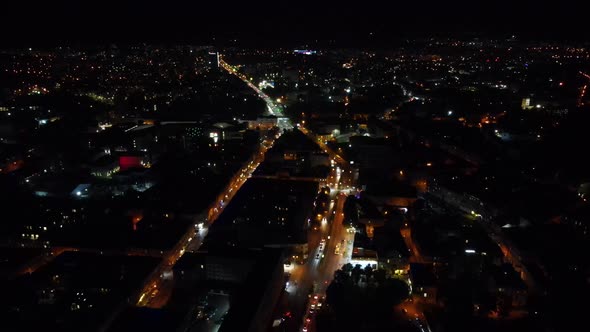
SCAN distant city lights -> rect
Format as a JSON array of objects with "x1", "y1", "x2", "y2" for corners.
[{"x1": 294, "y1": 49, "x2": 317, "y2": 55}]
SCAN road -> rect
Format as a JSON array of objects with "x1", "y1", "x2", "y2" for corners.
[
  {"x1": 299, "y1": 126, "x2": 355, "y2": 191},
  {"x1": 292, "y1": 160, "x2": 356, "y2": 332},
  {"x1": 135, "y1": 132, "x2": 282, "y2": 308},
  {"x1": 220, "y1": 57, "x2": 360, "y2": 332},
  {"x1": 284, "y1": 190, "x2": 354, "y2": 332},
  {"x1": 398, "y1": 225, "x2": 432, "y2": 332},
  {"x1": 400, "y1": 226, "x2": 427, "y2": 264},
  {"x1": 135, "y1": 58, "x2": 297, "y2": 309},
  {"x1": 220, "y1": 58, "x2": 293, "y2": 130}
]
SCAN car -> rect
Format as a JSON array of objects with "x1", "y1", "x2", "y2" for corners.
[
  {"x1": 214, "y1": 313, "x2": 227, "y2": 324},
  {"x1": 204, "y1": 305, "x2": 216, "y2": 320}
]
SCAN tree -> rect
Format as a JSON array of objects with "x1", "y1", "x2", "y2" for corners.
[
  {"x1": 363, "y1": 265, "x2": 374, "y2": 279},
  {"x1": 323, "y1": 266, "x2": 410, "y2": 331},
  {"x1": 342, "y1": 263, "x2": 353, "y2": 274},
  {"x1": 497, "y1": 295, "x2": 513, "y2": 318},
  {"x1": 352, "y1": 264, "x2": 362, "y2": 285},
  {"x1": 373, "y1": 268, "x2": 387, "y2": 284},
  {"x1": 375, "y1": 278, "x2": 409, "y2": 312},
  {"x1": 333, "y1": 269, "x2": 348, "y2": 283}
]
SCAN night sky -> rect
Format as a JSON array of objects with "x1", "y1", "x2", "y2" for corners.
[{"x1": 1, "y1": 0, "x2": 587, "y2": 46}]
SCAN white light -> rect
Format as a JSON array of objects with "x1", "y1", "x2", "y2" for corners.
[
  {"x1": 465, "y1": 249, "x2": 476, "y2": 254},
  {"x1": 447, "y1": 110, "x2": 453, "y2": 116},
  {"x1": 76, "y1": 191, "x2": 82, "y2": 196}
]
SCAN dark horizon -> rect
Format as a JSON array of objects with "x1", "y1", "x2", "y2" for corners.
[{"x1": 2, "y1": 0, "x2": 589, "y2": 47}]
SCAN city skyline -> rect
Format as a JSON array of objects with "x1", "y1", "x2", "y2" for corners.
[{"x1": 0, "y1": 4, "x2": 588, "y2": 332}]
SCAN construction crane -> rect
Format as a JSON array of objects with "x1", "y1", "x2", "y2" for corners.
[{"x1": 578, "y1": 71, "x2": 590, "y2": 107}]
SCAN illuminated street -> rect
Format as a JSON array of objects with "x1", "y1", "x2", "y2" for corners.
[
  {"x1": 3, "y1": 17, "x2": 588, "y2": 332},
  {"x1": 136, "y1": 131, "x2": 282, "y2": 308},
  {"x1": 220, "y1": 57, "x2": 362, "y2": 331}
]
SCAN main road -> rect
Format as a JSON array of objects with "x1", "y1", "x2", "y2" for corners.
[
  {"x1": 220, "y1": 56, "x2": 359, "y2": 332},
  {"x1": 220, "y1": 59, "x2": 293, "y2": 130},
  {"x1": 136, "y1": 58, "x2": 297, "y2": 309},
  {"x1": 135, "y1": 121, "x2": 281, "y2": 308},
  {"x1": 221, "y1": 58, "x2": 435, "y2": 332}
]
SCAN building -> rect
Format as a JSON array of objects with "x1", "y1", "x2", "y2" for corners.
[
  {"x1": 350, "y1": 247, "x2": 378, "y2": 269},
  {"x1": 203, "y1": 178, "x2": 317, "y2": 249},
  {"x1": 4, "y1": 251, "x2": 159, "y2": 332},
  {"x1": 363, "y1": 178, "x2": 418, "y2": 208},
  {"x1": 90, "y1": 156, "x2": 120, "y2": 178},
  {"x1": 240, "y1": 115, "x2": 278, "y2": 130},
  {"x1": 521, "y1": 97, "x2": 534, "y2": 110},
  {"x1": 409, "y1": 263, "x2": 438, "y2": 304},
  {"x1": 488, "y1": 264, "x2": 528, "y2": 307},
  {"x1": 172, "y1": 247, "x2": 284, "y2": 332},
  {"x1": 119, "y1": 154, "x2": 150, "y2": 171},
  {"x1": 209, "y1": 122, "x2": 248, "y2": 141},
  {"x1": 208, "y1": 51, "x2": 220, "y2": 70},
  {"x1": 255, "y1": 129, "x2": 330, "y2": 181}
]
